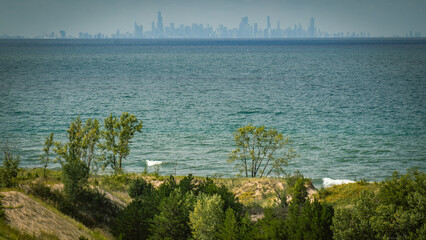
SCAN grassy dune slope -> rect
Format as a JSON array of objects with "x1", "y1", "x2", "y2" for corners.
[{"x1": 1, "y1": 190, "x2": 108, "y2": 240}]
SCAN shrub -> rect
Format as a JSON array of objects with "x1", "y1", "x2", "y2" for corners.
[
  {"x1": 128, "y1": 178, "x2": 154, "y2": 199},
  {"x1": 331, "y1": 169, "x2": 426, "y2": 240},
  {"x1": 0, "y1": 148, "x2": 20, "y2": 188}
]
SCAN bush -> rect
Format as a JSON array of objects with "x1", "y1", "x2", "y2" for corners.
[
  {"x1": 0, "y1": 195, "x2": 4, "y2": 220},
  {"x1": 0, "y1": 148, "x2": 20, "y2": 188},
  {"x1": 128, "y1": 178, "x2": 154, "y2": 199},
  {"x1": 62, "y1": 160, "x2": 89, "y2": 201}
]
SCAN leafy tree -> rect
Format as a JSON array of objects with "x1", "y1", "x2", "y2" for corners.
[
  {"x1": 179, "y1": 174, "x2": 197, "y2": 195},
  {"x1": 99, "y1": 112, "x2": 143, "y2": 173},
  {"x1": 54, "y1": 116, "x2": 85, "y2": 164},
  {"x1": 218, "y1": 208, "x2": 239, "y2": 240},
  {"x1": 54, "y1": 117, "x2": 90, "y2": 200},
  {"x1": 291, "y1": 177, "x2": 308, "y2": 206},
  {"x1": 190, "y1": 194, "x2": 225, "y2": 240},
  {"x1": 0, "y1": 146, "x2": 20, "y2": 188},
  {"x1": 239, "y1": 212, "x2": 255, "y2": 240},
  {"x1": 228, "y1": 124, "x2": 296, "y2": 177},
  {"x1": 62, "y1": 159, "x2": 89, "y2": 202},
  {"x1": 39, "y1": 133, "x2": 54, "y2": 177},
  {"x1": 54, "y1": 117, "x2": 100, "y2": 171},
  {"x1": 254, "y1": 208, "x2": 286, "y2": 240},
  {"x1": 150, "y1": 189, "x2": 195, "y2": 240},
  {"x1": 197, "y1": 177, "x2": 243, "y2": 215},
  {"x1": 81, "y1": 118, "x2": 100, "y2": 170},
  {"x1": 113, "y1": 197, "x2": 157, "y2": 240}
]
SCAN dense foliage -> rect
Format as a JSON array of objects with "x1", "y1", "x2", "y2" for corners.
[
  {"x1": 1, "y1": 116, "x2": 424, "y2": 240},
  {"x1": 112, "y1": 175, "x2": 243, "y2": 240},
  {"x1": 0, "y1": 147, "x2": 20, "y2": 188},
  {"x1": 332, "y1": 169, "x2": 426, "y2": 240}
]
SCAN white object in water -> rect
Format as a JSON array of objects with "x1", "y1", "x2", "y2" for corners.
[
  {"x1": 146, "y1": 160, "x2": 162, "y2": 166},
  {"x1": 322, "y1": 178, "x2": 355, "y2": 188}
]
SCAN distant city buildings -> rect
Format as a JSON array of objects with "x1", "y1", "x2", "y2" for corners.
[{"x1": 0, "y1": 11, "x2": 423, "y2": 39}]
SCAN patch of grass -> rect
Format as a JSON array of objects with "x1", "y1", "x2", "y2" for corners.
[
  {"x1": 0, "y1": 220, "x2": 60, "y2": 240},
  {"x1": 17, "y1": 168, "x2": 62, "y2": 184},
  {"x1": 316, "y1": 182, "x2": 380, "y2": 207}
]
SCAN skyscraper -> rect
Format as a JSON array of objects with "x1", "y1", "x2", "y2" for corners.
[
  {"x1": 59, "y1": 30, "x2": 66, "y2": 38},
  {"x1": 308, "y1": 17, "x2": 316, "y2": 38},
  {"x1": 157, "y1": 11, "x2": 164, "y2": 34},
  {"x1": 267, "y1": 16, "x2": 271, "y2": 29},
  {"x1": 134, "y1": 22, "x2": 143, "y2": 38},
  {"x1": 238, "y1": 17, "x2": 250, "y2": 38}
]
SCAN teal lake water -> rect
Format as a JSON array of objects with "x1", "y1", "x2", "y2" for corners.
[{"x1": 1, "y1": 39, "x2": 425, "y2": 186}]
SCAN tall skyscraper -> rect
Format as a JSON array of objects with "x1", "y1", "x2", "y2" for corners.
[
  {"x1": 157, "y1": 11, "x2": 164, "y2": 34},
  {"x1": 134, "y1": 22, "x2": 143, "y2": 38},
  {"x1": 267, "y1": 16, "x2": 271, "y2": 29},
  {"x1": 308, "y1": 17, "x2": 316, "y2": 38},
  {"x1": 238, "y1": 17, "x2": 250, "y2": 38},
  {"x1": 59, "y1": 30, "x2": 66, "y2": 38}
]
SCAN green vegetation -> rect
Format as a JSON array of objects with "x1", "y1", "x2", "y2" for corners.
[
  {"x1": 39, "y1": 133, "x2": 54, "y2": 178},
  {"x1": 0, "y1": 221, "x2": 60, "y2": 240},
  {"x1": 228, "y1": 124, "x2": 296, "y2": 177},
  {"x1": 190, "y1": 194, "x2": 224, "y2": 240},
  {"x1": 0, "y1": 146, "x2": 20, "y2": 188},
  {"x1": 1, "y1": 117, "x2": 425, "y2": 239},
  {"x1": 332, "y1": 169, "x2": 425, "y2": 240},
  {"x1": 99, "y1": 112, "x2": 143, "y2": 173}
]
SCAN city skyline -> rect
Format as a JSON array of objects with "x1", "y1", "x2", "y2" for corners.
[
  {"x1": 1, "y1": 11, "x2": 423, "y2": 39},
  {"x1": 0, "y1": 0, "x2": 425, "y2": 38}
]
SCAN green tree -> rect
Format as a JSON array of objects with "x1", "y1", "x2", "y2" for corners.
[
  {"x1": 197, "y1": 177, "x2": 243, "y2": 215},
  {"x1": 254, "y1": 208, "x2": 286, "y2": 240},
  {"x1": 113, "y1": 196, "x2": 158, "y2": 240},
  {"x1": 228, "y1": 124, "x2": 296, "y2": 177},
  {"x1": 99, "y1": 112, "x2": 143, "y2": 173},
  {"x1": 239, "y1": 212, "x2": 255, "y2": 239},
  {"x1": 150, "y1": 189, "x2": 195, "y2": 240},
  {"x1": 54, "y1": 116, "x2": 84, "y2": 164},
  {"x1": 128, "y1": 178, "x2": 155, "y2": 199},
  {"x1": 218, "y1": 208, "x2": 239, "y2": 240},
  {"x1": 291, "y1": 177, "x2": 308, "y2": 206},
  {"x1": 54, "y1": 117, "x2": 100, "y2": 171},
  {"x1": 54, "y1": 117, "x2": 90, "y2": 200},
  {"x1": 62, "y1": 160, "x2": 89, "y2": 201},
  {"x1": 0, "y1": 147, "x2": 20, "y2": 188},
  {"x1": 81, "y1": 118, "x2": 100, "y2": 170},
  {"x1": 189, "y1": 194, "x2": 225, "y2": 240},
  {"x1": 39, "y1": 133, "x2": 54, "y2": 177}
]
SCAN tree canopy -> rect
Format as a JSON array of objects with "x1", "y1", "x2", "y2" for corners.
[{"x1": 228, "y1": 124, "x2": 296, "y2": 177}]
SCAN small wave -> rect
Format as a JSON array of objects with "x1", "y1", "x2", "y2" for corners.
[
  {"x1": 146, "y1": 160, "x2": 163, "y2": 166},
  {"x1": 322, "y1": 178, "x2": 355, "y2": 188}
]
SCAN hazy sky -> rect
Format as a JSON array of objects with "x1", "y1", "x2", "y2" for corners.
[{"x1": 1, "y1": 0, "x2": 425, "y2": 37}]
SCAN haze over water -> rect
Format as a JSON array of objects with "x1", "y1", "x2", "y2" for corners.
[{"x1": 1, "y1": 39, "x2": 425, "y2": 186}]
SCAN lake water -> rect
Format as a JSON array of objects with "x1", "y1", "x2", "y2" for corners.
[{"x1": 1, "y1": 39, "x2": 425, "y2": 186}]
